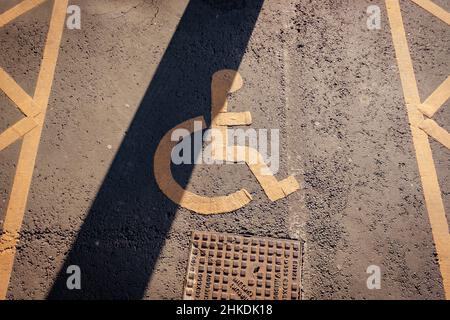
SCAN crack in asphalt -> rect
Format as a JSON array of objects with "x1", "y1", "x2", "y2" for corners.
[{"x1": 111, "y1": 0, "x2": 146, "y2": 20}]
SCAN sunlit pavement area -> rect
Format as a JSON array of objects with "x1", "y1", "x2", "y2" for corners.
[{"x1": 0, "y1": 0, "x2": 449, "y2": 299}]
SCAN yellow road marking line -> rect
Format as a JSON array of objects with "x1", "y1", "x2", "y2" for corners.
[
  {"x1": 0, "y1": 232, "x2": 18, "y2": 253},
  {"x1": 410, "y1": 0, "x2": 450, "y2": 25},
  {"x1": 0, "y1": 0, "x2": 68, "y2": 300},
  {"x1": 0, "y1": 67, "x2": 40, "y2": 117},
  {"x1": 419, "y1": 119, "x2": 450, "y2": 150},
  {"x1": 213, "y1": 112, "x2": 252, "y2": 126},
  {"x1": 0, "y1": 0, "x2": 48, "y2": 28},
  {"x1": 386, "y1": 0, "x2": 450, "y2": 299},
  {"x1": 0, "y1": 117, "x2": 38, "y2": 152},
  {"x1": 418, "y1": 76, "x2": 450, "y2": 117}
]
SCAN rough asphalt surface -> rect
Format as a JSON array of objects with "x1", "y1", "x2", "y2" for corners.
[{"x1": 0, "y1": 0, "x2": 448, "y2": 299}]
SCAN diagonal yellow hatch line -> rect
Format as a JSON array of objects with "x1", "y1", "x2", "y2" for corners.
[
  {"x1": 418, "y1": 75, "x2": 450, "y2": 117},
  {"x1": 410, "y1": 0, "x2": 450, "y2": 25},
  {"x1": 386, "y1": 0, "x2": 450, "y2": 299},
  {"x1": 0, "y1": 0, "x2": 68, "y2": 299},
  {"x1": 419, "y1": 119, "x2": 450, "y2": 150},
  {"x1": 0, "y1": 67, "x2": 41, "y2": 117},
  {"x1": 0, "y1": 117, "x2": 38, "y2": 152},
  {"x1": 0, "y1": 0, "x2": 48, "y2": 28}
]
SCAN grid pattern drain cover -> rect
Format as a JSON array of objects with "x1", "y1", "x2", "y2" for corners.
[{"x1": 183, "y1": 231, "x2": 302, "y2": 300}]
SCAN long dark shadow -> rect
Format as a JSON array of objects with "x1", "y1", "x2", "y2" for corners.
[{"x1": 48, "y1": 0, "x2": 264, "y2": 299}]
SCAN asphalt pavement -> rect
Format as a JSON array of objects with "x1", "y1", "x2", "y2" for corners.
[{"x1": 0, "y1": 0, "x2": 449, "y2": 299}]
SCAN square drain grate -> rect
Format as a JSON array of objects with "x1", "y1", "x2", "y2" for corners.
[{"x1": 183, "y1": 231, "x2": 303, "y2": 300}]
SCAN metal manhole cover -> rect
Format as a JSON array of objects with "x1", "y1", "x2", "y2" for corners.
[{"x1": 183, "y1": 231, "x2": 303, "y2": 300}]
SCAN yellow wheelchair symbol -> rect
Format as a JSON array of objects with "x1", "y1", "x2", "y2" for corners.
[{"x1": 154, "y1": 70, "x2": 299, "y2": 214}]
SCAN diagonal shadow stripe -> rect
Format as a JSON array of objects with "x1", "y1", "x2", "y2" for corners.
[{"x1": 48, "y1": 0, "x2": 265, "y2": 299}]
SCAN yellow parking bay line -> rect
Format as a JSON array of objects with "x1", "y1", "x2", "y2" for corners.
[
  {"x1": 0, "y1": 0, "x2": 47, "y2": 28},
  {"x1": 0, "y1": 0, "x2": 68, "y2": 299},
  {"x1": 419, "y1": 119, "x2": 450, "y2": 150},
  {"x1": 0, "y1": 67, "x2": 41, "y2": 117},
  {"x1": 0, "y1": 117, "x2": 38, "y2": 152},
  {"x1": 417, "y1": 76, "x2": 450, "y2": 117},
  {"x1": 386, "y1": 0, "x2": 450, "y2": 299},
  {"x1": 410, "y1": 0, "x2": 450, "y2": 25}
]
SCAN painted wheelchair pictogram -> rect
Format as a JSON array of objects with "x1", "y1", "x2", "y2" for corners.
[{"x1": 154, "y1": 70, "x2": 299, "y2": 214}]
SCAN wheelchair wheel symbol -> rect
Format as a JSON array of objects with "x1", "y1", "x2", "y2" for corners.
[{"x1": 154, "y1": 70, "x2": 299, "y2": 214}]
